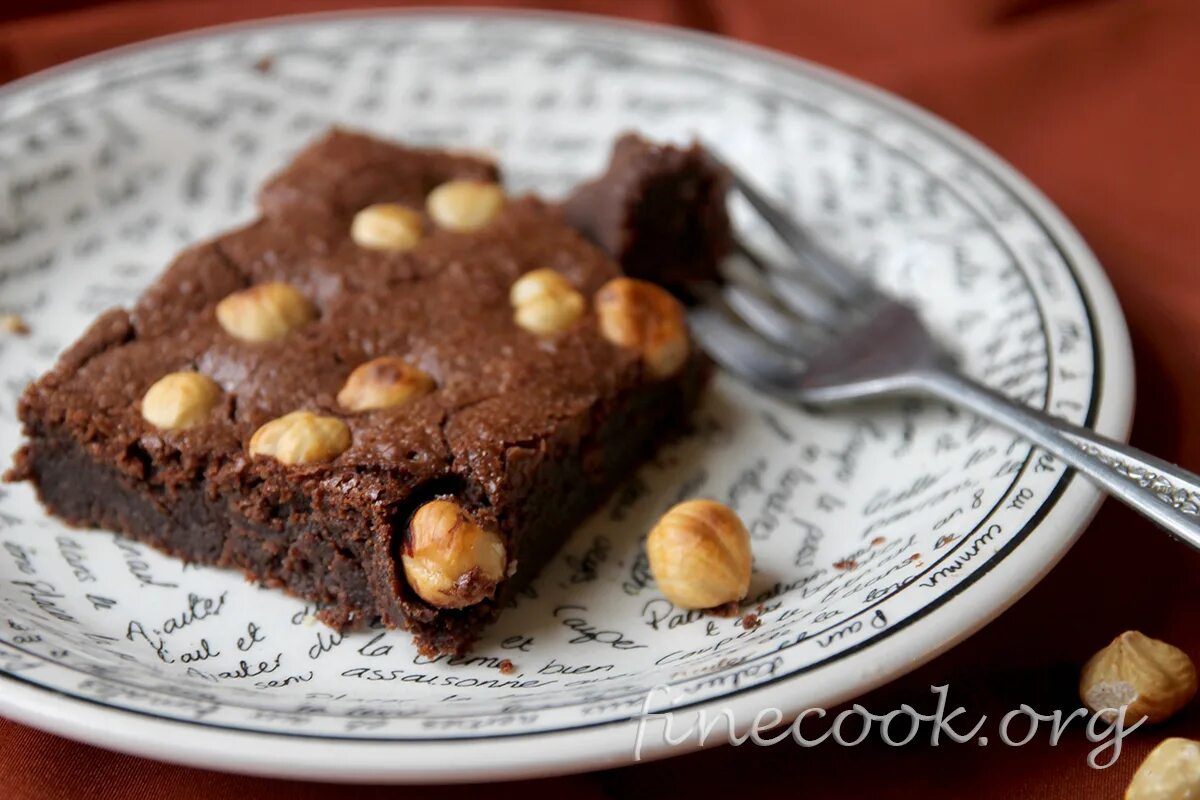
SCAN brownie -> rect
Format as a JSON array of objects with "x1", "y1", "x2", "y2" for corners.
[
  {"x1": 6, "y1": 129, "x2": 724, "y2": 655},
  {"x1": 561, "y1": 133, "x2": 731, "y2": 289}
]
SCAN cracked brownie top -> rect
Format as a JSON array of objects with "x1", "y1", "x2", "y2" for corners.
[{"x1": 14, "y1": 129, "x2": 688, "y2": 536}]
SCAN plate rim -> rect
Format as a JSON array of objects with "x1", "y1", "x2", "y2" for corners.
[{"x1": 0, "y1": 6, "x2": 1135, "y2": 783}]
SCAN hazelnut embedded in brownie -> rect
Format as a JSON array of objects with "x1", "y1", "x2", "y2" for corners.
[{"x1": 6, "y1": 128, "x2": 725, "y2": 655}]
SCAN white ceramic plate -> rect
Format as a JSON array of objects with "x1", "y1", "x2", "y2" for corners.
[{"x1": 0, "y1": 9, "x2": 1132, "y2": 783}]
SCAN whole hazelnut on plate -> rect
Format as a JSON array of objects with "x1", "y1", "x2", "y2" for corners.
[
  {"x1": 337, "y1": 357, "x2": 435, "y2": 412},
  {"x1": 351, "y1": 203, "x2": 423, "y2": 251},
  {"x1": 141, "y1": 371, "x2": 221, "y2": 431},
  {"x1": 1080, "y1": 631, "x2": 1198, "y2": 725},
  {"x1": 509, "y1": 268, "x2": 585, "y2": 336},
  {"x1": 426, "y1": 180, "x2": 505, "y2": 232},
  {"x1": 594, "y1": 277, "x2": 689, "y2": 378},
  {"x1": 249, "y1": 411, "x2": 351, "y2": 465},
  {"x1": 401, "y1": 499, "x2": 508, "y2": 608},
  {"x1": 646, "y1": 499, "x2": 752, "y2": 609},
  {"x1": 1125, "y1": 738, "x2": 1200, "y2": 800},
  {"x1": 215, "y1": 282, "x2": 316, "y2": 343}
]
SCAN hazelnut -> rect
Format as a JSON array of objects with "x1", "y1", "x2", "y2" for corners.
[
  {"x1": 141, "y1": 371, "x2": 221, "y2": 431},
  {"x1": 350, "y1": 203, "x2": 423, "y2": 251},
  {"x1": 646, "y1": 499, "x2": 752, "y2": 609},
  {"x1": 215, "y1": 282, "x2": 316, "y2": 343},
  {"x1": 248, "y1": 411, "x2": 350, "y2": 465},
  {"x1": 509, "y1": 268, "x2": 585, "y2": 336},
  {"x1": 401, "y1": 499, "x2": 507, "y2": 608},
  {"x1": 1080, "y1": 631, "x2": 1198, "y2": 725},
  {"x1": 337, "y1": 356, "x2": 435, "y2": 412},
  {"x1": 1125, "y1": 738, "x2": 1200, "y2": 800},
  {"x1": 426, "y1": 180, "x2": 505, "y2": 232},
  {"x1": 594, "y1": 277, "x2": 689, "y2": 378}
]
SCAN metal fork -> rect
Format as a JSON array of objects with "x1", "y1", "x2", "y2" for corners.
[{"x1": 690, "y1": 152, "x2": 1200, "y2": 553}]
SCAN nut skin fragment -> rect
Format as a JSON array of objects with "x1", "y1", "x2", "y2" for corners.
[
  {"x1": 0, "y1": 313, "x2": 30, "y2": 335},
  {"x1": 337, "y1": 357, "x2": 435, "y2": 412},
  {"x1": 401, "y1": 499, "x2": 507, "y2": 609},
  {"x1": 350, "y1": 203, "x2": 424, "y2": 251},
  {"x1": 509, "y1": 268, "x2": 585, "y2": 336},
  {"x1": 248, "y1": 411, "x2": 351, "y2": 465},
  {"x1": 1080, "y1": 631, "x2": 1198, "y2": 725},
  {"x1": 215, "y1": 282, "x2": 316, "y2": 343},
  {"x1": 646, "y1": 499, "x2": 752, "y2": 610},
  {"x1": 594, "y1": 277, "x2": 689, "y2": 378},
  {"x1": 1125, "y1": 738, "x2": 1200, "y2": 800},
  {"x1": 426, "y1": 180, "x2": 505, "y2": 232},
  {"x1": 141, "y1": 371, "x2": 221, "y2": 431}
]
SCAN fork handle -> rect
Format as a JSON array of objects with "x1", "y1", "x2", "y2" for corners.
[{"x1": 918, "y1": 369, "x2": 1200, "y2": 552}]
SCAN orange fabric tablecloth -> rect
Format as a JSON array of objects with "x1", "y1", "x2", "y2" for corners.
[{"x1": 3, "y1": 1, "x2": 1200, "y2": 798}]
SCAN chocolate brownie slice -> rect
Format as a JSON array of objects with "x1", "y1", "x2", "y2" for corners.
[
  {"x1": 6, "y1": 129, "x2": 723, "y2": 655},
  {"x1": 561, "y1": 133, "x2": 731, "y2": 289}
]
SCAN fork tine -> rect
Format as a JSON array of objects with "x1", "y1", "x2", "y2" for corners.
[
  {"x1": 722, "y1": 283, "x2": 823, "y2": 354},
  {"x1": 706, "y1": 147, "x2": 874, "y2": 301},
  {"x1": 688, "y1": 305, "x2": 806, "y2": 392},
  {"x1": 733, "y1": 238, "x2": 843, "y2": 325},
  {"x1": 717, "y1": 270, "x2": 827, "y2": 355}
]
